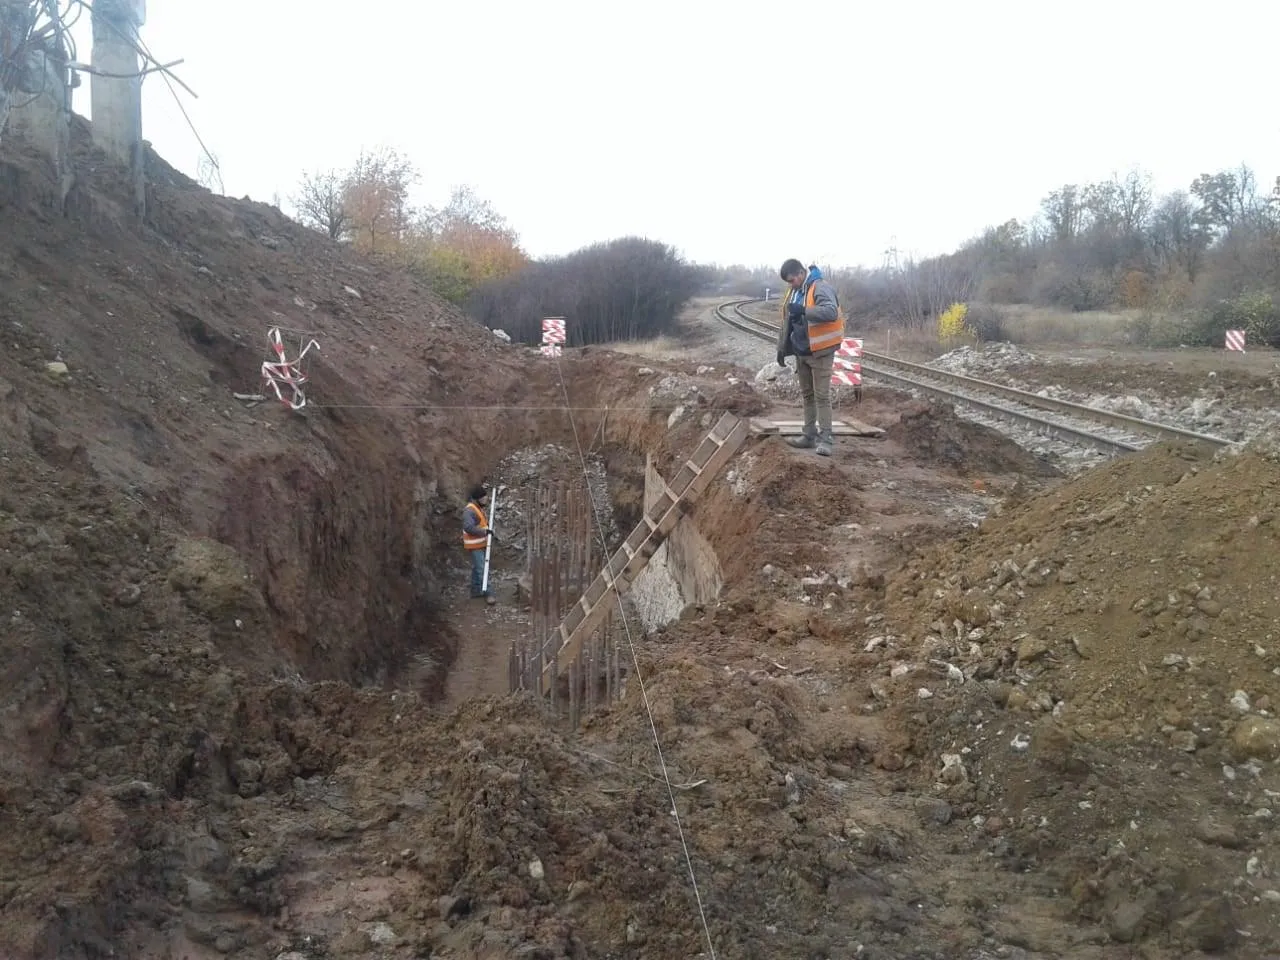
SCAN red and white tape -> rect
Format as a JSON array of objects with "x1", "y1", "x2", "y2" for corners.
[
  {"x1": 832, "y1": 337, "x2": 863, "y2": 387},
  {"x1": 261, "y1": 327, "x2": 320, "y2": 410},
  {"x1": 1226, "y1": 329, "x2": 1246, "y2": 352}
]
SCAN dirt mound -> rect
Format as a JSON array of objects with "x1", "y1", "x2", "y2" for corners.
[
  {"x1": 888, "y1": 401, "x2": 1062, "y2": 478},
  {"x1": 863, "y1": 440, "x2": 1280, "y2": 954}
]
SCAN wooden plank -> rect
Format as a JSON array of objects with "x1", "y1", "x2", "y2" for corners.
[
  {"x1": 749, "y1": 417, "x2": 780, "y2": 435},
  {"x1": 840, "y1": 417, "x2": 886, "y2": 436},
  {"x1": 772, "y1": 419, "x2": 884, "y2": 437}
]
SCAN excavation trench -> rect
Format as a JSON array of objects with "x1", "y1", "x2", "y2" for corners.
[
  {"x1": 431, "y1": 439, "x2": 728, "y2": 709},
  {"x1": 204, "y1": 368, "x2": 751, "y2": 713}
]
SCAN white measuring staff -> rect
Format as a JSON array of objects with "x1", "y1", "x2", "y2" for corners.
[{"x1": 481, "y1": 486, "x2": 500, "y2": 594}]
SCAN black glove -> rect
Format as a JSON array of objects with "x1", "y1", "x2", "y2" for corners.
[
  {"x1": 485, "y1": 530, "x2": 498, "y2": 543},
  {"x1": 776, "y1": 349, "x2": 787, "y2": 366},
  {"x1": 787, "y1": 301, "x2": 806, "y2": 320}
]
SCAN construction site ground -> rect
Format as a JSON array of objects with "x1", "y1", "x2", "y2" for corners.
[{"x1": 2, "y1": 125, "x2": 1279, "y2": 960}]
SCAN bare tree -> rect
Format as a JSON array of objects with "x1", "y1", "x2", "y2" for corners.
[
  {"x1": 1145, "y1": 191, "x2": 1206, "y2": 281},
  {"x1": 1041, "y1": 185, "x2": 1087, "y2": 242},
  {"x1": 1190, "y1": 165, "x2": 1258, "y2": 235},
  {"x1": 1116, "y1": 169, "x2": 1154, "y2": 238},
  {"x1": 196, "y1": 153, "x2": 224, "y2": 194},
  {"x1": 889, "y1": 253, "x2": 977, "y2": 329},
  {"x1": 293, "y1": 169, "x2": 349, "y2": 241}
]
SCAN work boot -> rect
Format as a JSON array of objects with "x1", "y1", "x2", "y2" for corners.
[
  {"x1": 815, "y1": 440, "x2": 833, "y2": 457},
  {"x1": 786, "y1": 434, "x2": 816, "y2": 449},
  {"x1": 486, "y1": 593, "x2": 497, "y2": 606}
]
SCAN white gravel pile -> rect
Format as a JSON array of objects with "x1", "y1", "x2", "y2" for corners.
[{"x1": 929, "y1": 342, "x2": 1040, "y2": 376}]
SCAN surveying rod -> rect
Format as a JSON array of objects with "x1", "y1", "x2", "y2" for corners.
[{"x1": 481, "y1": 486, "x2": 499, "y2": 594}]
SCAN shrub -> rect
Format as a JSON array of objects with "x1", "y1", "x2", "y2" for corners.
[
  {"x1": 1201, "y1": 291, "x2": 1280, "y2": 347},
  {"x1": 466, "y1": 237, "x2": 704, "y2": 345},
  {"x1": 964, "y1": 304, "x2": 1007, "y2": 342},
  {"x1": 937, "y1": 302, "x2": 972, "y2": 345}
]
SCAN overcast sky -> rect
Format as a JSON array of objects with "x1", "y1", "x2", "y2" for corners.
[{"x1": 68, "y1": 0, "x2": 1279, "y2": 269}]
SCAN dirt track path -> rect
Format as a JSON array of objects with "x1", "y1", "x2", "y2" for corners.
[{"x1": 440, "y1": 548, "x2": 525, "y2": 708}]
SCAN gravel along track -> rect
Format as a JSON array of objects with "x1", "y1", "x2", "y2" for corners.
[{"x1": 714, "y1": 299, "x2": 1231, "y2": 472}]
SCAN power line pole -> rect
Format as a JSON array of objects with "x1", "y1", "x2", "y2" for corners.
[{"x1": 881, "y1": 235, "x2": 900, "y2": 275}]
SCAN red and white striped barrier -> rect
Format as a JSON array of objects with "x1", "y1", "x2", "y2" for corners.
[
  {"x1": 541, "y1": 317, "x2": 566, "y2": 345},
  {"x1": 539, "y1": 344, "x2": 562, "y2": 358},
  {"x1": 832, "y1": 337, "x2": 862, "y2": 387},
  {"x1": 1226, "y1": 329, "x2": 1246, "y2": 352},
  {"x1": 832, "y1": 367, "x2": 862, "y2": 387},
  {"x1": 261, "y1": 327, "x2": 320, "y2": 410}
]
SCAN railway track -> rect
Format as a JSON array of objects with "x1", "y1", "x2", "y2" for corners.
[{"x1": 714, "y1": 298, "x2": 1230, "y2": 457}]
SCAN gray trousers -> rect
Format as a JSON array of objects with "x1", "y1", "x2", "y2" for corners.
[{"x1": 796, "y1": 352, "x2": 834, "y2": 441}]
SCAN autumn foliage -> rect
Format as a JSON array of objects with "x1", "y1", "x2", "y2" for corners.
[{"x1": 290, "y1": 151, "x2": 526, "y2": 304}]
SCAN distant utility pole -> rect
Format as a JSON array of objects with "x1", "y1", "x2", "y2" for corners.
[{"x1": 881, "y1": 236, "x2": 900, "y2": 275}]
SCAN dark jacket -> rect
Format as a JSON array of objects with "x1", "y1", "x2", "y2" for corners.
[{"x1": 777, "y1": 266, "x2": 841, "y2": 358}]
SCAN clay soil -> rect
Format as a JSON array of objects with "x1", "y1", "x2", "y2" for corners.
[{"x1": 1, "y1": 121, "x2": 1278, "y2": 960}]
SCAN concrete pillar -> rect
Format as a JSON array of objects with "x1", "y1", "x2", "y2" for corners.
[
  {"x1": 89, "y1": 0, "x2": 145, "y2": 164},
  {"x1": 0, "y1": 0, "x2": 33, "y2": 144},
  {"x1": 90, "y1": 0, "x2": 146, "y2": 214},
  {"x1": 6, "y1": 48, "x2": 69, "y2": 159},
  {"x1": 1, "y1": 3, "x2": 73, "y2": 208}
]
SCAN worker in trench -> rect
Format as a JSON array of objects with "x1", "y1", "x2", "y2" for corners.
[
  {"x1": 462, "y1": 485, "x2": 498, "y2": 605},
  {"x1": 776, "y1": 258, "x2": 846, "y2": 457}
]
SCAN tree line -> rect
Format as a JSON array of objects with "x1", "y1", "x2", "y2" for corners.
[
  {"x1": 289, "y1": 149, "x2": 703, "y2": 341},
  {"x1": 290, "y1": 147, "x2": 526, "y2": 304},
  {"x1": 467, "y1": 237, "x2": 705, "y2": 345},
  {"x1": 828, "y1": 165, "x2": 1280, "y2": 346}
]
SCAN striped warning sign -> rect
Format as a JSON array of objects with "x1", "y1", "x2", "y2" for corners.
[
  {"x1": 832, "y1": 337, "x2": 863, "y2": 388},
  {"x1": 1226, "y1": 329, "x2": 1246, "y2": 352},
  {"x1": 832, "y1": 368, "x2": 862, "y2": 386},
  {"x1": 541, "y1": 317, "x2": 567, "y2": 344}
]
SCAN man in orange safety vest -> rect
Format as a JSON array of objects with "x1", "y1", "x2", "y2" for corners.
[
  {"x1": 462, "y1": 485, "x2": 497, "y2": 604},
  {"x1": 775, "y1": 259, "x2": 846, "y2": 457}
]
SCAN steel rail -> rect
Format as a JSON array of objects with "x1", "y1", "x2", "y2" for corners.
[{"x1": 713, "y1": 298, "x2": 1228, "y2": 456}]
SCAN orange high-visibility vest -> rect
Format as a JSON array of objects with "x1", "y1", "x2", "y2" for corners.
[
  {"x1": 462, "y1": 502, "x2": 489, "y2": 550},
  {"x1": 782, "y1": 281, "x2": 847, "y2": 353}
]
